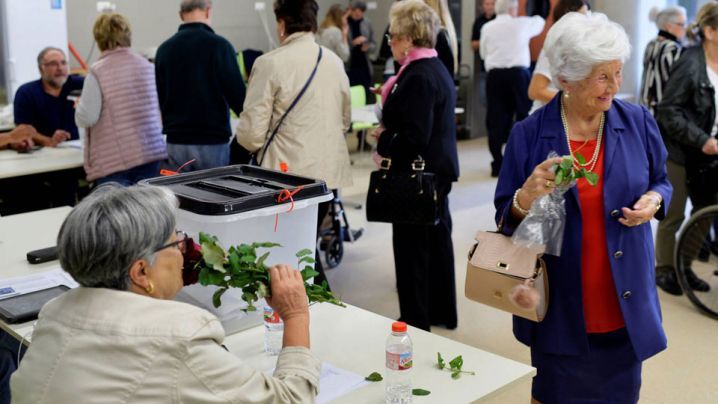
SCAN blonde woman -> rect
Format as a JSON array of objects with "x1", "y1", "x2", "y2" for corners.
[
  {"x1": 75, "y1": 13, "x2": 166, "y2": 185},
  {"x1": 317, "y1": 4, "x2": 350, "y2": 62},
  {"x1": 424, "y1": 0, "x2": 458, "y2": 76}
]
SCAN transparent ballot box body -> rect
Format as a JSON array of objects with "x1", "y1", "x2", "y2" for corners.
[{"x1": 141, "y1": 165, "x2": 332, "y2": 333}]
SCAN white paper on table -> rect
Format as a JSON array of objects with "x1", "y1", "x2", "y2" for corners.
[
  {"x1": 267, "y1": 362, "x2": 368, "y2": 404},
  {"x1": 0, "y1": 267, "x2": 79, "y2": 300},
  {"x1": 56, "y1": 139, "x2": 83, "y2": 149},
  {"x1": 315, "y1": 362, "x2": 369, "y2": 404}
]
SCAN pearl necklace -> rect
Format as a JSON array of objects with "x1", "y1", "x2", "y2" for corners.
[{"x1": 560, "y1": 98, "x2": 604, "y2": 173}]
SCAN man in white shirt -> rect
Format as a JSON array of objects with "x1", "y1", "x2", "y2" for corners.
[{"x1": 480, "y1": 0, "x2": 544, "y2": 177}]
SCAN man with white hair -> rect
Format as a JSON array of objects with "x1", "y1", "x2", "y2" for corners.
[
  {"x1": 480, "y1": 0, "x2": 544, "y2": 177},
  {"x1": 155, "y1": 0, "x2": 246, "y2": 171}
]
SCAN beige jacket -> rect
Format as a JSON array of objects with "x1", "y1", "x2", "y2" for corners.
[
  {"x1": 10, "y1": 288, "x2": 321, "y2": 404},
  {"x1": 237, "y1": 32, "x2": 353, "y2": 190}
]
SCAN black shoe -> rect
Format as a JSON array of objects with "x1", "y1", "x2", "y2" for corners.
[
  {"x1": 656, "y1": 270, "x2": 683, "y2": 295},
  {"x1": 685, "y1": 268, "x2": 710, "y2": 292}
]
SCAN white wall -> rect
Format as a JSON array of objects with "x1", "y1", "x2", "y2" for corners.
[
  {"x1": 65, "y1": 0, "x2": 393, "y2": 67},
  {"x1": 1, "y1": 0, "x2": 69, "y2": 102}
]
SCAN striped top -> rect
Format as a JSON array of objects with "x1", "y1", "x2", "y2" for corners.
[{"x1": 640, "y1": 31, "x2": 682, "y2": 115}]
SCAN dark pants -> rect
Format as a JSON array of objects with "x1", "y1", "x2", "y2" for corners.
[
  {"x1": 165, "y1": 143, "x2": 230, "y2": 172},
  {"x1": 94, "y1": 161, "x2": 162, "y2": 187},
  {"x1": 0, "y1": 331, "x2": 26, "y2": 404},
  {"x1": 391, "y1": 181, "x2": 457, "y2": 331},
  {"x1": 486, "y1": 67, "x2": 531, "y2": 173},
  {"x1": 314, "y1": 196, "x2": 332, "y2": 291}
]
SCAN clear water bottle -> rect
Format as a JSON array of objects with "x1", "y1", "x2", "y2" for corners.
[
  {"x1": 386, "y1": 321, "x2": 413, "y2": 404},
  {"x1": 263, "y1": 304, "x2": 283, "y2": 355}
]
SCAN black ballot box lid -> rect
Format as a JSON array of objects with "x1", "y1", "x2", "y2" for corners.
[{"x1": 140, "y1": 165, "x2": 330, "y2": 216}]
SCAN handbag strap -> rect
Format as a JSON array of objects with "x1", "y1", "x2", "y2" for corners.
[{"x1": 257, "y1": 46, "x2": 323, "y2": 166}]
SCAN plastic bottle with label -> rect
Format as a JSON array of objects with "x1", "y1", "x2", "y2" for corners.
[
  {"x1": 385, "y1": 321, "x2": 413, "y2": 404},
  {"x1": 263, "y1": 304, "x2": 284, "y2": 355}
]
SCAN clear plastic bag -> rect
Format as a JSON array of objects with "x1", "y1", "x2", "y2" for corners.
[{"x1": 511, "y1": 151, "x2": 572, "y2": 256}]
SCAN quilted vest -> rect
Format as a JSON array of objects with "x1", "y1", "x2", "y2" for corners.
[{"x1": 85, "y1": 47, "x2": 167, "y2": 181}]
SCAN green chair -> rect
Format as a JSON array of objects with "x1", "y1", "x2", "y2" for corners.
[{"x1": 350, "y1": 85, "x2": 376, "y2": 154}]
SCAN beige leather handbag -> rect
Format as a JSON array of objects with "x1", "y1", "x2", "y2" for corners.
[{"x1": 465, "y1": 231, "x2": 549, "y2": 322}]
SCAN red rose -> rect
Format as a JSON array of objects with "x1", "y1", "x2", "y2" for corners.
[{"x1": 182, "y1": 237, "x2": 203, "y2": 286}]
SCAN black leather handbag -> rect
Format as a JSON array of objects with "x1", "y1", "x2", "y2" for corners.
[{"x1": 366, "y1": 157, "x2": 439, "y2": 225}]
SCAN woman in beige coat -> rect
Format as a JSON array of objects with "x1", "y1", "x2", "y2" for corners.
[
  {"x1": 10, "y1": 185, "x2": 320, "y2": 404},
  {"x1": 237, "y1": 0, "x2": 352, "y2": 289}
]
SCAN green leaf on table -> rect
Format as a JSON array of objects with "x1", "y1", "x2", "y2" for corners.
[
  {"x1": 365, "y1": 372, "x2": 383, "y2": 382},
  {"x1": 296, "y1": 248, "x2": 313, "y2": 258},
  {"x1": 575, "y1": 152, "x2": 587, "y2": 166},
  {"x1": 449, "y1": 355, "x2": 463, "y2": 371},
  {"x1": 212, "y1": 288, "x2": 227, "y2": 308},
  {"x1": 437, "y1": 352, "x2": 445, "y2": 370},
  {"x1": 451, "y1": 371, "x2": 461, "y2": 379},
  {"x1": 412, "y1": 389, "x2": 431, "y2": 396}
]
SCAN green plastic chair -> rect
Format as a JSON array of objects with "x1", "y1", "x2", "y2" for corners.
[{"x1": 350, "y1": 85, "x2": 376, "y2": 153}]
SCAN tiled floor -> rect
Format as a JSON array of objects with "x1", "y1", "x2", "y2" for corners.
[{"x1": 326, "y1": 137, "x2": 718, "y2": 403}]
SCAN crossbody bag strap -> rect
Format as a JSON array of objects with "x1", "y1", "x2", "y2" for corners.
[{"x1": 257, "y1": 46, "x2": 324, "y2": 166}]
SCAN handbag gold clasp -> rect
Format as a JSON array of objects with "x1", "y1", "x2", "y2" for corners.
[
  {"x1": 411, "y1": 159, "x2": 425, "y2": 171},
  {"x1": 380, "y1": 158, "x2": 392, "y2": 170},
  {"x1": 497, "y1": 261, "x2": 510, "y2": 270}
]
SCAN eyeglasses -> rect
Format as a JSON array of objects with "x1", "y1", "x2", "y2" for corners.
[
  {"x1": 42, "y1": 60, "x2": 67, "y2": 69},
  {"x1": 154, "y1": 230, "x2": 187, "y2": 254},
  {"x1": 386, "y1": 33, "x2": 397, "y2": 42}
]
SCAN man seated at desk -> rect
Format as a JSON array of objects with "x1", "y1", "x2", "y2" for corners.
[{"x1": 13, "y1": 47, "x2": 83, "y2": 147}]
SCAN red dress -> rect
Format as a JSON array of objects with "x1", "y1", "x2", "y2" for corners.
[{"x1": 571, "y1": 139, "x2": 625, "y2": 333}]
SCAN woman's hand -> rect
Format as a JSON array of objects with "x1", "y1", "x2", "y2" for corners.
[
  {"x1": 266, "y1": 264, "x2": 309, "y2": 322},
  {"x1": 619, "y1": 192, "x2": 661, "y2": 227},
  {"x1": 266, "y1": 264, "x2": 310, "y2": 349},
  {"x1": 702, "y1": 137, "x2": 718, "y2": 155},
  {"x1": 515, "y1": 157, "x2": 564, "y2": 211}
]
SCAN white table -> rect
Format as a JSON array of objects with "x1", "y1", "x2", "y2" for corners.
[
  {"x1": 1, "y1": 207, "x2": 536, "y2": 402},
  {"x1": 0, "y1": 145, "x2": 83, "y2": 180}
]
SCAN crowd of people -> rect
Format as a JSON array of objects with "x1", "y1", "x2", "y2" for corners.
[{"x1": 3, "y1": 0, "x2": 718, "y2": 403}]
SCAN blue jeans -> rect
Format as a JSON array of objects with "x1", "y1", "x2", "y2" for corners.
[
  {"x1": 94, "y1": 161, "x2": 162, "y2": 187},
  {"x1": 165, "y1": 143, "x2": 230, "y2": 172}
]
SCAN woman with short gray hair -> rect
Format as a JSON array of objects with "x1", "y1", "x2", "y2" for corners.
[
  {"x1": 11, "y1": 185, "x2": 320, "y2": 403},
  {"x1": 494, "y1": 12, "x2": 671, "y2": 403}
]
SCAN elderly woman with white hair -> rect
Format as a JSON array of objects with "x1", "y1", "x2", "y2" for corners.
[
  {"x1": 640, "y1": 5, "x2": 687, "y2": 115},
  {"x1": 494, "y1": 12, "x2": 671, "y2": 403},
  {"x1": 10, "y1": 186, "x2": 320, "y2": 403}
]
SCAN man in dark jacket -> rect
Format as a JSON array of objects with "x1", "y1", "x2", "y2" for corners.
[{"x1": 155, "y1": 0, "x2": 246, "y2": 172}]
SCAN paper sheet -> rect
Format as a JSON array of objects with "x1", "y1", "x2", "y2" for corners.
[
  {"x1": 56, "y1": 139, "x2": 83, "y2": 149},
  {"x1": 315, "y1": 363, "x2": 369, "y2": 404},
  {"x1": 0, "y1": 267, "x2": 79, "y2": 300}
]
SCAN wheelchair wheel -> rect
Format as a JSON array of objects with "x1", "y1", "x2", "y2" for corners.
[
  {"x1": 324, "y1": 235, "x2": 344, "y2": 269},
  {"x1": 675, "y1": 205, "x2": 718, "y2": 318}
]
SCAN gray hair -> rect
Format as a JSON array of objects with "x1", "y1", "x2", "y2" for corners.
[
  {"x1": 650, "y1": 6, "x2": 686, "y2": 31},
  {"x1": 57, "y1": 185, "x2": 178, "y2": 290},
  {"x1": 36, "y1": 47, "x2": 64, "y2": 69},
  {"x1": 180, "y1": 0, "x2": 211, "y2": 14},
  {"x1": 495, "y1": 0, "x2": 517, "y2": 15},
  {"x1": 544, "y1": 12, "x2": 631, "y2": 88}
]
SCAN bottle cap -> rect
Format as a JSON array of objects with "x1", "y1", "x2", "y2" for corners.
[{"x1": 392, "y1": 321, "x2": 407, "y2": 333}]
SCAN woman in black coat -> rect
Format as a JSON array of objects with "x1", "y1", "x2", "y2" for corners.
[
  {"x1": 655, "y1": 2, "x2": 718, "y2": 293},
  {"x1": 374, "y1": 0, "x2": 459, "y2": 331}
]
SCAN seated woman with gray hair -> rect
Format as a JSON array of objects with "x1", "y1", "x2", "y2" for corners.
[
  {"x1": 494, "y1": 12, "x2": 671, "y2": 403},
  {"x1": 10, "y1": 186, "x2": 320, "y2": 403}
]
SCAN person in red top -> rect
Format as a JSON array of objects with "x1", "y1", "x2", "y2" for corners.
[{"x1": 494, "y1": 12, "x2": 672, "y2": 403}]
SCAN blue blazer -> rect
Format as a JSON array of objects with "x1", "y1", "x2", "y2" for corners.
[{"x1": 494, "y1": 96, "x2": 672, "y2": 361}]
